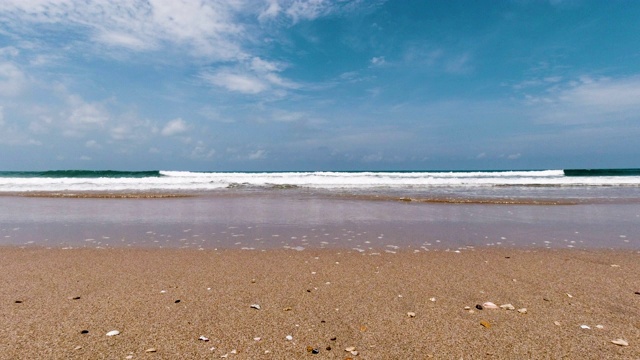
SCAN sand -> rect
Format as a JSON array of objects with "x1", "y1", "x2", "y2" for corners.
[{"x1": 1, "y1": 247, "x2": 639, "y2": 359}]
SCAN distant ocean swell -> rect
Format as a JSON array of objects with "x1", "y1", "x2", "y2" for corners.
[{"x1": 0, "y1": 169, "x2": 639, "y2": 193}]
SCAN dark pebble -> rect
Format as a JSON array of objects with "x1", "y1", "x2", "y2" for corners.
[
  {"x1": 475, "y1": 304, "x2": 483, "y2": 310},
  {"x1": 505, "y1": 256, "x2": 511, "y2": 259},
  {"x1": 320, "y1": 320, "x2": 326, "y2": 323},
  {"x1": 15, "y1": 300, "x2": 23, "y2": 304},
  {"x1": 311, "y1": 348, "x2": 320, "y2": 354},
  {"x1": 306, "y1": 289, "x2": 312, "y2": 293},
  {"x1": 174, "y1": 300, "x2": 181, "y2": 303},
  {"x1": 330, "y1": 337, "x2": 337, "y2": 341},
  {"x1": 81, "y1": 330, "x2": 89, "y2": 334},
  {"x1": 635, "y1": 291, "x2": 640, "y2": 295},
  {"x1": 326, "y1": 346, "x2": 332, "y2": 351},
  {"x1": 72, "y1": 296, "x2": 81, "y2": 300}
]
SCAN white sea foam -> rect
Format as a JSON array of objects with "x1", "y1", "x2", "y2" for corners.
[{"x1": 0, "y1": 170, "x2": 639, "y2": 192}]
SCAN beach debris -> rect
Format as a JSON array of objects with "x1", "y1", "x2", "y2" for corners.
[
  {"x1": 517, "y1": 308, "x2": 528, "y2": 314},
  {"x1": 106, "y1": 330, "x2": 120, "y2": 336},
  {"x1": 500, "y1": 303, "x2": 515, "y2": 310},
  {"x1": 230, "y1": 349, "x2": 237, "y2": 354},
  {"x1": 253, "y1": 337, "x2": 261, "y2": 341},
  {"x1": 160, "y1": 290, "x2": 166, "y2": 293},
  {"x1": 566, "y1": 293, "x2": 573, "y2": 298},
  {"x1": 250, "y1": 304, "x2": 261, "y2": 310},
  {"x1": 80, "y1": 330, "x2": 89, "y2": 334},
  {"x1": 480, "y1": 320, "x2": 491, "y2": 328},
  {"x1": 74, "y1": 346, "x2": 82, "y2": 350},
  {"x1": 285, "y1": 335, "x2": 293, "y2": 341},
  {"x1": 554, "y1": 321, "x2": 561, "y2": 326},
  {"x1": 611, "y1": 339, "x2": 629, "y2": 346},
  {"x1": 543, "y1": 297, "x2": 551, "y2": 302},
  {"x1": 360, "y1": 325, "x2": 367, "y2": 332},
  {"x1": 464, "y1": 306, "x2": 471, "y2": 310},
  {"x1": 580, "y1": 325, "x2": 591, "y2": 330},
  {"x1": 344, "y1": 347, "x2": 359, "y2": 356},
  {"x1": 306, "y1": 346, "x2": 320, "y2": 354},
  {"x1": 429, "y1": 297, "x2": 436, "y2": 302},
  {"x1": 407, "y1": 312, "x2": 416, "y2": 318},
  {"x1": 198, "y1": 335, "x2": 210, "y2": 342},
  {"x1": 482, "y1": 302, "x2": 499, "y2": 309},
  {"x1": 283, "y1": 306, "x2": 292, "y2": 311},
  {"x1": 145, "y1": 348, "x2": 157, "y2": 353}
]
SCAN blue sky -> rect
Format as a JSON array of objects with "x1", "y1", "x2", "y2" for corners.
[{"x1": 0, "y1": 0, "x2": 639, "y2": 171}]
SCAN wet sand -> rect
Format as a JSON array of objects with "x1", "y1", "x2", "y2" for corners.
[{"x1": 1, "y1": 247, "x2": 639, "y2": 359}]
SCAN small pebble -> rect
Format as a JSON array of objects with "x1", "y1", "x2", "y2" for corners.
[
  {"x1": 554, "y1": 321, "x2": 561, "y2": 326},
  {"x1": 250, "y1": 304, "x2": 261, "y2": 310},
  {"x1": 429, "y1": 297, "x2": 436, "y2": 302},
  {"x1": 174, "y1": 299, "x2": 181, "y2": 303},
  {"x1": 106, "y1": 330, "x2": 120, "y2": 336},
  {"x1": 611, "y1": 339, "x2": 629, "y2": 346},
  {"x1": 15, "y1": 300, "x2": 23, "y2": 304},
  {"x1": 480, "y1": 320, "x2": 491, "y2": 328},
  {"x1": 635, "y1": 291, "x2": 640, "y2": 295},
  {"x1": 596, "y1": 325, "x2": 604, "y2": 329},
  {"x1": 499, "y1": 304, "x2": 515, "y2": 310},
  {"x1": 345, "y1": 346, "x2": 356, "y2": 352},
  {"x1": 74, "y1": 346, "x2": 82, "y2": 350},
  {"x1": 407, "y1": 312, "x2": 416, "y2": 318},
  {"x1": 580, "y1": 325, "x2": 591, "y2": 330},
  {"x1": 475, "y1": 304, "x2": 483, "y2": 310},
  {"x1": 145, "y1": 348, "x2": 157, "y2": 353},
  {"x1": 517, "y1": 308, "x2": 527, "y2": 314},
  {"x1": 285, "y1": 335, "x2": 293, "y2": 341},
  {"x1": 80, "y1": 330, "x2": 89, "y2": 334},
  {"x1": 198, "y1": 335, "x2": 209, "y2": 342}
]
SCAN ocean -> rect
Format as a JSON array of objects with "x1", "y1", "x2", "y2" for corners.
[{"x1": 1, "y1": 169, "x2": 639, "y2": 250}]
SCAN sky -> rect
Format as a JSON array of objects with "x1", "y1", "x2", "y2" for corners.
[{"x1": 0, "y1": 0, "x2": 639, "y2": 171}]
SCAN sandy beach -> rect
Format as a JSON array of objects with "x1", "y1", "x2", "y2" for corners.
[{"x1": 1, "y1": 247, "x2": 638, "y2": 359}]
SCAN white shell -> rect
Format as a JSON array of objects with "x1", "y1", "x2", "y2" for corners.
[
  {"x1": 517, "y1": 308, "x2": 528, "y2": 314},
  {"x1": 611, "y1": 339, "x2": 629, "y2": 346},
  {"x1": 250, "y1": 304, "x2": 261, "y2": 310},
  {"x1": 285, "y1": 335, "x2": 293, "y2": 341},
  {"x1": 500, "y1": 304, "x2": 515, "y2": 310},
  {"x1": 482, "y1": 302, "x2": 499, "y2": 309},
  {"x1": 580, "y1": 325, "x2": 591, "y2": 329},
  {"x1": 407, "y1": 312, "x2": 416, "y2": 317},
  {"x1": 106, "y1": 330, "x2": 120, "y2": 336}
]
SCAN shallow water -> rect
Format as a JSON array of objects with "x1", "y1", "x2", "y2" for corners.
[{"x1": 1, "y1": 191, "x2": 638, "y2": 250}]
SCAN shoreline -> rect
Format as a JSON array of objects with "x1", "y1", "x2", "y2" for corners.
[{"x1": 2, "y1": 247, "x2": 639, "y2": 358}]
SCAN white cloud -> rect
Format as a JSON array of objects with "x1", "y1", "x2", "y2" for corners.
[
  {"x1": 0, "y1": 0, "x2": 247, "y2": 61},
  {"x1": 190, "y1": 141, "x2": 216, "y2": 159},
  {"x1": 248, "y1": 149, "x2": 267, "y2": 160},
  {"x1": 370, "y1": 56, "x2": 385, "y2": 66},
  {"x1": 201, "y1": 56, "x2": 298, "y2": 94},
  {"x1": 161, "y1": 118, "x2": 188, "y2": 136},
  {"x1": 285, "y1": 0, "x2": 331, "y2": 23},
  {"x1": 527, "y1": 75, "x2": 640, "y2": 125},
  {"x1": 0, "y1": 61, "x2": 26, "y2": 97},
  {"x1": 85, "y1": 139, "x2": 101, "y2": 148},
  {"x1": 203, "y1": 71, "x2": 268, "y2": 94}
]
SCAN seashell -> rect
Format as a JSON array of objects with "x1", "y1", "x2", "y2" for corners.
[
  {"x1": 345, "y1": 346, "x2": 356, "y2": 352},
  {"x1": 145, "y1": 348, "x2": 157, "y2": 353},
  {"x1": 580, "y1": 325, "x2": 591, "y2": 329},
  {"x1": 554, "y1": 321, "x2": 561, "y2": 326},
  {"x1": 106, "y1": 330, "x2": 120, "y2": 336},
  {"x1": 517, "y1": 308, "x2": 527, "y2": 314},
  {"x1": 611, "y1": 339, "x2": 629, "y2": 346},
  {"x1": 407, "y1": 312, "x2": 416, "y2": 318},
  {"x1": 482, "y1": 302, "x2": 499, "y2": 309},
  {"x1": 250, "y1": 304, "x2": 261, "y2": 310},
  {"x1": 198, "y1": 335, "x2": 209, "y2": 341},
  {"x1": 480, "y1": 320, "x2": 491, "y2": 328},
  {"x1": 429, "y1": 297, "x2": 436, "y2": 302},
  {"x1": 285, "y1": 335, "x2": 293, "y2": 341},
  {"x1": 500, "y1": 304, "x2": 515, "y2": 310}
]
